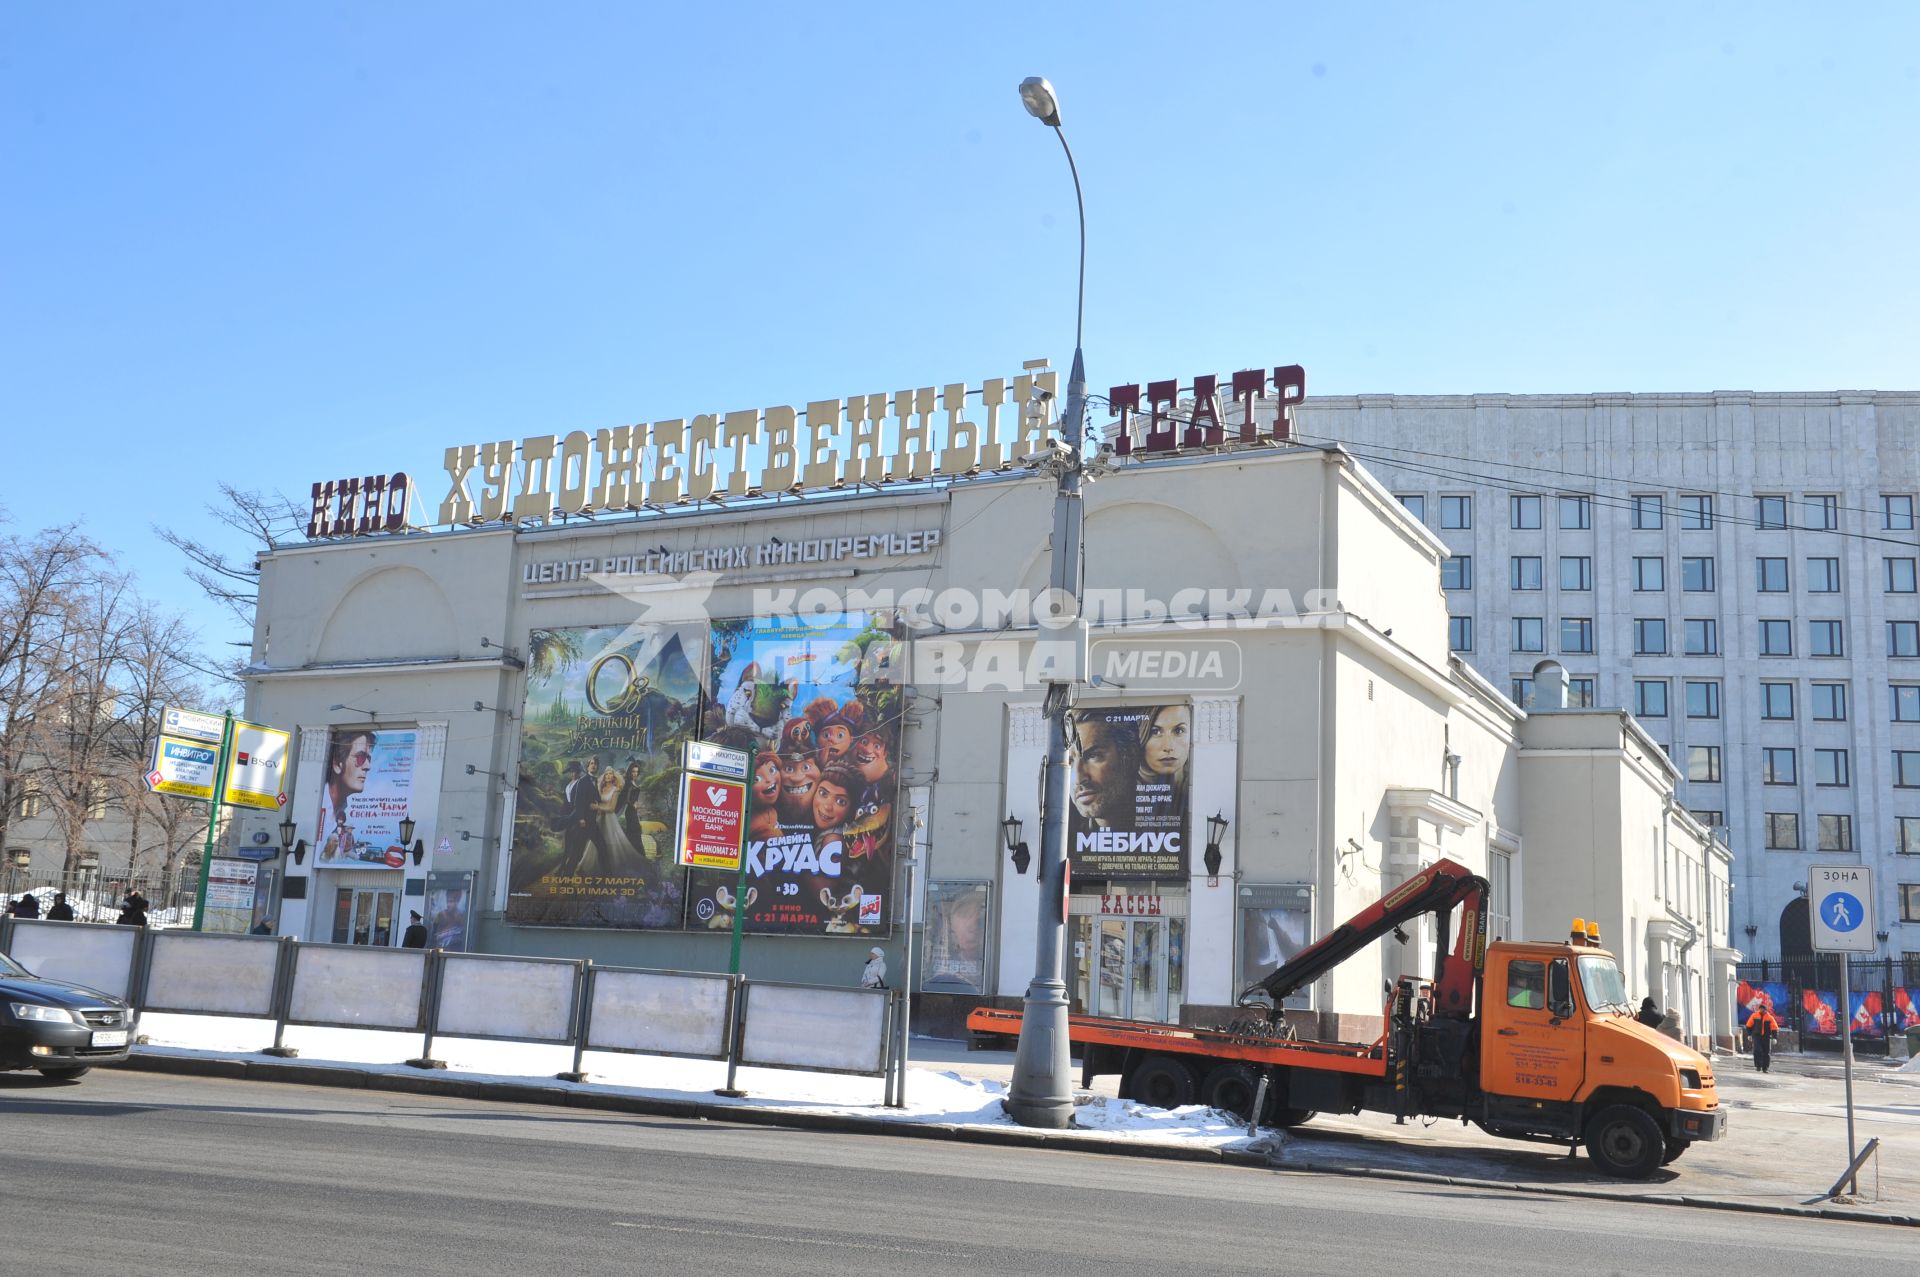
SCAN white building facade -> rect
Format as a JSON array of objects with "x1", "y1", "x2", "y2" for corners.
[{"x1": 1293, "y1": 391, "x2": 1920, "y2": 972}]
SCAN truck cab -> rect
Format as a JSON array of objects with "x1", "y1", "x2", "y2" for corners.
[{"x1": 1479, "y1": 939, "x2": 1725, "y2": 1176}]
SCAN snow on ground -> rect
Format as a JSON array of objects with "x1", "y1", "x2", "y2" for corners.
[{"x1": 134, "y1": 1013, "x2": 1257, "y2": 1149}]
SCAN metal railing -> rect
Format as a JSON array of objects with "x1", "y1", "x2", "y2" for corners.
[
  {"x1": 0, "y1": 915, "x2": 905, "y2": 1102},
  {"x1": 1734, "y1": 957, "x2": 1920, "y2": 1054}
]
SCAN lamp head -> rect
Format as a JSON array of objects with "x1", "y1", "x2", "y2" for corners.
[
  {"x1": 1019, "y1": 77, "x2": 1061, "y2": 127},
  {"x1": 1001, "y1": 815, "x2": 1023, "y2": 853}
]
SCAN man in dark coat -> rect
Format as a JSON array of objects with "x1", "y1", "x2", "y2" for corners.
[
  {"x1": 9, "y1": 893, "x2": 39, "y2": 919},
  {"x1": 1636, "y1": 996, "x2": 1664, "y2": 1029},
  {"x1": 117, "y1": 896, "x2": 149, "y2": 927},
  {"x1": 401, "y1": 910, "x2": 428, "y2": 949},
  {"x1": 45, "y1": 892, "x2": 74, "y2": 922},
  {"x1": 556, "y1": 759, "x2": 609, "y2": 876}
]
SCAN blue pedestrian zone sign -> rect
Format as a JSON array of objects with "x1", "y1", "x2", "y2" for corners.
[
  {"x1": 1809, "y1": 865, "x2": 1874, "y2": 953},
  {"x1": 1821, "y1": 892, "x2": 1863, "y2": 932}
]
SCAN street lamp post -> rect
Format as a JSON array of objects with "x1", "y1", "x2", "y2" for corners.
[{"x1": 1006, "y1": 75, "x2": 1090, "y2": 1130}]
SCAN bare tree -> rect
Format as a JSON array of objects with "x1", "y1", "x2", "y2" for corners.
[
  {"x1": 0, "y1": 520, "x2": 104, "y2": 859},
  {"x1": 111, "y1": 603, "x2": 214, "y2": 882},
  {"x1": 155, "y1": 483, "x2": 306, "y2": 685},
  {"x1": 31, "y1": 574, "x2": 143, "y2": 875}
]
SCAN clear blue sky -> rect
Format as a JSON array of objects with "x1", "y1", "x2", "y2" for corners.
[{"x1": 3, "y1": 3, "x2": 1916, "y2": 663}]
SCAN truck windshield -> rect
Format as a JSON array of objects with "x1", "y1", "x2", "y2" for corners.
[{"x1": 1577, "y1": 955, "x2": 1633, "y2": 1014}]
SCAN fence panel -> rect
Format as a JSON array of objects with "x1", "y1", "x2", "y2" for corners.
[
  {"x1": 4, "y1": 919, "x2": 139, "y2": 1001},
  {"x1": 143, "y1": 932, "x2": 280, "y2": 1018},
  {"x1": 585, "y1": 969, "x2": 735, "y2": 1060},
  {"x1": 737, "y1": 981, "x2": 889, "y2": 1076},
  {"x1": 433, "y1": 954, "x2": 579, "y2": 1044},
  {"x1": 287, "y1": 944, "x2": 428, "y2": 1030}
]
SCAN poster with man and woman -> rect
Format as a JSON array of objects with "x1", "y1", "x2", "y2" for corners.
[
  {"x1": 507, "y1": 621, "x2": 708, "y2": 927},
  {"x1": 684, "y1": 612, "x2": 903, "y2": 936},
  {"x1": 314, "y1": 727, "x2": 417, "y2": 868},
  {"x1": 1065, "y1": 703, "x2": 1192, "y2": 879}
]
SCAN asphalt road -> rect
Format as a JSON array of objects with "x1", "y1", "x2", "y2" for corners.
[{"x1": 0, "y1": 1069, "x2": 1906, "y2": 1275}]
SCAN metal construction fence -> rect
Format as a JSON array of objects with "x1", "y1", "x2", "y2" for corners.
[
  {"x1": 1734, "y1": 956, "x2": 1920, "y2": 1055},
  {"x1": 4, "y1": 868, "x2": 208, "y2": 928},
  {"x1": 0, "y1": 915, "x2": 906, "y2": 1103}
]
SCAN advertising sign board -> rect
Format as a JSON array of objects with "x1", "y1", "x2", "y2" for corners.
[
  {"x1": 676, "y1": 775, "x2": 747, "y2": 871},
  {"x1": 149, "y1": 734, "x2": 219, "y2": 801},
  {"x1": 222, "y1": 721, "x2": 291, "y2": 811}
]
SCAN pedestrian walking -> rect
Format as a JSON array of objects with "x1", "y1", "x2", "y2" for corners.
[
  {"x1": 1745, "y1": 1003, "x2": 1781, "y2": 1073},
  {"x1": 45, "y1": 892, "x2": 74, "y2": 922},
  {"x1": 401, "y1": 910, "x2": 428, "y2": 949}
]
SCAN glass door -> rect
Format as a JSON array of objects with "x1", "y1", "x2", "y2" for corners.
[
  {"x1": 1071, "y1": 915, "x2": 1177, "y2": 1022},
  {"x1": 332, "y1": 887, "x2": 399, "y2": 946}
]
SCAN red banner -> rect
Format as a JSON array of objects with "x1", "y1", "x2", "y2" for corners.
[{"x1": 677, "y1": 775, "x2": 747, "y2": 871}]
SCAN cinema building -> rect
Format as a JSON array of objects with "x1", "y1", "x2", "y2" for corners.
[{"x1": 237, "y1": 360, "x2": 1734, "y2": 1045}]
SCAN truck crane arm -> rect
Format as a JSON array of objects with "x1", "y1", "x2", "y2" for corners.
[{"x1": 1242, "y1": 857, "x2": 1489, "y2": 1018}]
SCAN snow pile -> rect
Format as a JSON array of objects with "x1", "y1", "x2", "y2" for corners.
[{"x1": 133, "y1": 1012, "x2": 1254, "y2": 1149}]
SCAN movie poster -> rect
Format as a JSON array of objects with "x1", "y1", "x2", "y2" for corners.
[
  {"x1": 314, "y1": 728, "x2": 417, "y2": 869},
  {"x1": 426, "y1": 870, "x2": 474, "y2": 952},
  {"x1": 923, "y1": 881, "x2": 990, "y2": 994},
  {"x1": 684, "y1": 613, "x2": 902, "y2": 935},
  {"x1": 1065, "y1": 703, "x2": 1191, "y2": 879},
  {"x1": 507, "y1": 622, "x2": 706, "y2": 926}
]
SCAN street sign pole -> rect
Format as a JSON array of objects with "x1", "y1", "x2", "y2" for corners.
[
  {"x1": 1809, "y1": 863, "x2": 1874, "y2": 1198},
  {"x1": 726, "y1": 776, "x2": 754, "y2": 979},
  {"x1": 191, "y1": 712, "x2": 235, "y2": 932},
  {"x1": 1839, "y1": 954, "x2": 1857, "y2": 1193}
]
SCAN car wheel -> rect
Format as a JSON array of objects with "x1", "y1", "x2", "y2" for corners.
[
  {"x1": 1584, "y1": 1104, "x2": 1665, "y2": 1179},
  {"x1": 1199, "y1": 1062, "x2": 1263, "y2": 1120},
  {"x1": 1126, "y1": 1055, "x2": 1197, "y2": 1109},
  {"x1": 36, "y1": 1066, "x2": 91, "y2": 1081}
]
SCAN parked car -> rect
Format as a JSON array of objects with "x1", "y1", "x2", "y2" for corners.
[{"x1": 0, "y1": 950, "x2": 136, "y2": 1079}]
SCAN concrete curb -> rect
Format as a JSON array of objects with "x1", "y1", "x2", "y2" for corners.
[{"x1": 119, "y1": 1051, "x2": 1915, "y2": 1227}]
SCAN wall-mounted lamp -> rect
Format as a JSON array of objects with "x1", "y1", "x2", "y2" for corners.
[
  {"x1": 396, "y1": 816, "x2": 426, "y2": 867},
  {"x1": 460, "y1": 831, "x2": 475, "y2": 841},
  {"x1": 1876, "y1": 930, "x2": 1891, "y2": 945},
  {"x1": 328, "y1": 703, "x2": 378, "y2": 720},
  {"x1": 473, "y1": 700, "x2": 516, "y2": 719},
  {"x1": 1203, "y1": 811, "x2": 1229, "y2": 883},
  {"x1": 1743, "y1": 923, "x2": 1758, "y2": 940},
  {"x1": 466, "y1": 764, "x2": 504, "y2": 780},
  {"x1": 278, "y1": 815, "x2": 307, "y2": 866},
  {"x1": 1002, "y1": 815, "x2": 1031, "y2": 876},
  {"x1": 479, "y1": 636, "x2": 524, "y2": 668}
]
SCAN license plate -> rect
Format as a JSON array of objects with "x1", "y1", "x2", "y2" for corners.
[{"x1": 91, "y1": 1030, "x2": 128, "y2": 1048}]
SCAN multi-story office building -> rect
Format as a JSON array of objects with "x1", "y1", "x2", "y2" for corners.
[{"x1": 1294, "y1": 391, "x2": 1920, "y2": 969}]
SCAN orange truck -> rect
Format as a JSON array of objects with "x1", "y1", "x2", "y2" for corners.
[{"x1": 968, "y1": 858, "x2": 1726, "y2": 1178}]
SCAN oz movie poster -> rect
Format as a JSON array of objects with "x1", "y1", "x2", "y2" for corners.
[
  {"x1": 685, "y1": 612, "x2": 903, "y2": 936},
  {"x1": 1066, "y1": 703, "x2": 1191, "y2": 879},
  {"x1": 507, "y1": 622, "x2": 706, "y2": 927},
  {"x1": 314, "y1": 728, "x2": 417, "y2": 869}
]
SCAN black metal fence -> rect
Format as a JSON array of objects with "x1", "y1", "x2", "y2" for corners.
[{"x1": 1735, "y1": 956, "x2": 1920, "y2": 1056}]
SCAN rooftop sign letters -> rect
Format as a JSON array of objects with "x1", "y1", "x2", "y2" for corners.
[{"x1": 302, "y1": 358, "x2": 1307, "y2": 540}]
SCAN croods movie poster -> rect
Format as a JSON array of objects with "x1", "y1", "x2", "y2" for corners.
[
  {"x1": 685, "y1": 612, "x2": 903, "y2": 935},
  {"x1": 507, "y1": 622, "x2": 707, "y2": 927}
]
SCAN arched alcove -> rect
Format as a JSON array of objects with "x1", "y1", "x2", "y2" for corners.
[{"x1": 315, "y1": 566, "x2": 459, "y2": 663}]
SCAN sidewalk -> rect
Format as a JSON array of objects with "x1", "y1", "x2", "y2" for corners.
[{"x1": 116, "y1": 1017, "x2": 1918, "y2": 1227}]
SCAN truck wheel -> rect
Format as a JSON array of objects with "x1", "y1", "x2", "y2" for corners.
[
  {"x1": 1584, "y1": 1105, "x2": 1665, "y2": 1179},
  {"x1": 1199, "y1": 1063, "x2": 1263, "y2": 1120},
  {"x1": 35, "y1": 1066, "x2": 90, "y2": 1081},
  {"x1": 1661, "y1": 1137, "x2": 1688, "y2": 1165},
  {"x1": 1127, "y1": 1055, "x2": 1198, "y2": 1109},
  {"x1": 1271, "y1": 1107, "x2": 1315, "y2": 1129}
]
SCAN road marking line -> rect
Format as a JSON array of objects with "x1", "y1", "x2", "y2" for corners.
[{"x1": 609, "y1": 1221, "x2": 965, "y2": 1256}]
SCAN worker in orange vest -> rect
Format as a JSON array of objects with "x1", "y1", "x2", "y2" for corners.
[{"x1": 1745, "y1": 1002, "x2": 1781, "y2": 1074}]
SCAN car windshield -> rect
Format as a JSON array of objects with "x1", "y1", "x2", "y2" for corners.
[{"x1": 1578, "y1": 955, "x2": 1633, "y2": 1014}]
